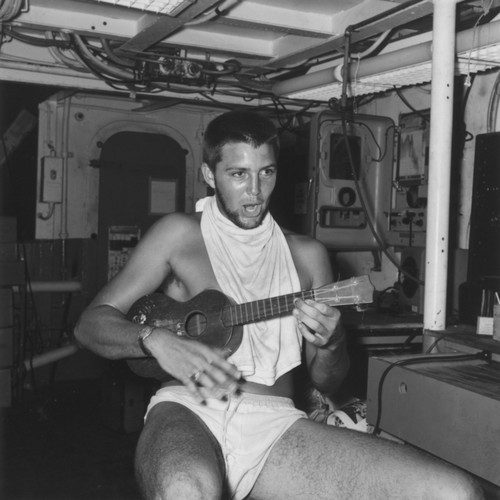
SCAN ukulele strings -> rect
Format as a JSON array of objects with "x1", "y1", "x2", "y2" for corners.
[
  {"x1": 313, "y1": 282, "x2": 365, "y2": 304},
  {"x1": 229, "y1": 290, "x2": 315, "y2": 325},
  {"x1": 228, "y1": 282, "x2": 368, "y2": 326}
]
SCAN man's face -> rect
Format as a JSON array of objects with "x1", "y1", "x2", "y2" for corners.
[{"x1": 203, "y1": 142, "x2": 277, "y2": 229}]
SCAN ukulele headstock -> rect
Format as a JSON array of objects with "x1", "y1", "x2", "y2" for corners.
[{"x1": 315, "y1": 275, "x2": 374, "y2": 307}]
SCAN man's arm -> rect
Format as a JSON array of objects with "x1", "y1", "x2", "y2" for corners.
[
  {"x1": 74, "y1": 214, "x2": 241, "y2": 403},
  {"x1": 291, "y1": 238, "x2": 350, "y2": 394},
  {"x1": 75, "y1": 215, "x2": 177, "y2": 359}
]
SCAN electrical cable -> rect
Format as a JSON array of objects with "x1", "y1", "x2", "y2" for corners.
[
  {"x1": 45, "y1": 32, "x2": 88, "y2": 73},
  {"x1": 352, "y1": 29, "x2": 393, "y2": 60},
  {"x1": 100, "y1": 38, "x2": 136, "y2": 69},
  {"x1": 0, "y1": 0, "x2": 23, "y2": 21},
  {"x1": 72, "y1": 34, "x2": 136, "y2": 81},
  {"x1": 371, "y1": 350, "x2": 489, "y2": 436},
  {"x1": 394, "y1": 88, "x2": 430, "y2": 122},
  {"x1": 0, "y1": 21, "x2": 314, "y2": 100},
  {"x1": 340, "y1": 111, "x2": 392, "y2": 252},
  {"x1": 422, "y1": 331, "x2": 472, "y2": 354},
  {"x1": 2, "y1": 25, "x2": 72, "y2": 48},
  {"x1": 336, "y1": 26, "x2": 424, "y2": 286},
  {"x1": 183, "y1": 0, "x2": 240, "y2": 26}
]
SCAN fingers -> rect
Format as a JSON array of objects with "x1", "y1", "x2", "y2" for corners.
[
  {"x1": 293, "y1": 298, "x2": 342, "y2": 348},
  {"x1": 183, "y1": 352, "x2": 243, "y2": 404}
]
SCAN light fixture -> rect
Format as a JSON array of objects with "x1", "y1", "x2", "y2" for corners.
[
  {"x1": 273, "y1": 19, "x2": 500, "y2": 101},
  {"x1": 95, "y1": 0, "x2": 192, "y2": 15}
]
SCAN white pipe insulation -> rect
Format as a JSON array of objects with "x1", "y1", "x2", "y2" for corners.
[
  {"x1": 12, "y1": 281, "x2": 82, "y2": 293},
  {"x1": 24, "y1": 343, "x2": 79, "y2": 371},
  {"x1": 423, "y1": 0, "x2": 459, "y2": 347}
]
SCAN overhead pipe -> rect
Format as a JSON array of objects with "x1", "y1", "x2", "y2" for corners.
[
  {"x1": 272, "y1": 40, "x2": 434, "y2": 96},
  {"x1": 273, "y1": 16, "x2": 500, "y2": 98}
]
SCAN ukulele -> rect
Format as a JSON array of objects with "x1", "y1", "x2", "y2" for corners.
[{"x1": 126, "y1": 275, "x2": 374, "y2": 381}]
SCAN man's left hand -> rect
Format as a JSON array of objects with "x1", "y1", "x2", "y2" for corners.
[{"x1": 293, "y1": 298, "x2": 344, "y2": 349}]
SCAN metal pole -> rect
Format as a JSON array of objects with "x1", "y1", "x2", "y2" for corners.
[{"x1": 423, "y1": 0, "x2": 458, "y2": 349}]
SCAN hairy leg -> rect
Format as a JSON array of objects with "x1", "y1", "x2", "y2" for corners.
[
  {"x1": 249, "y1": 418, "x2": 483, "y2": 500},
  {"x1": 135, "y1": 402, "x2": 227, "y2": 500}
]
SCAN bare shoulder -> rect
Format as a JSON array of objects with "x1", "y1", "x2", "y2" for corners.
[
  {"x1": 282, "y1": 229, "x2": 333, "y2": 288},
  {"x1": 93, "y1": 212, "x2": 203, "y2": 312},
  {"x1": 137, "y1": 212, "x2": 201, "y2": 253},
  {"x1": 146, "y1": 211, "x2": 200, "y2": 238},
  {"x1": 283, "y1": 229, "x2": 325, "y2": 254}
]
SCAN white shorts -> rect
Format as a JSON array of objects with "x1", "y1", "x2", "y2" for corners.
[{"x1": 146, "y1": 386, "x2": 307, "y2": 500}]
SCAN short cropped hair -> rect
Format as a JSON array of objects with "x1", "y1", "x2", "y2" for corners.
[{"x1": 203, "y1": 110, "x2": 280, "y2": 171}]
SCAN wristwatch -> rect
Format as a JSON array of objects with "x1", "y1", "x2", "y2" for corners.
[{"x1": 138, "y1": 325, "x2": 156, "y2": 357}]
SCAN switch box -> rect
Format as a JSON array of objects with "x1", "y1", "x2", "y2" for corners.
[{"x1": 41, "y1": 156, "x2": 63, "y2": 203}]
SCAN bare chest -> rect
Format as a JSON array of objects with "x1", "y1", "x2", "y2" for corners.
[
  {"x1": 162, "y1": 229, "x2": 220, "y2": 301},
  {"x1": 161, "y1": 224, "x2": 310, "y2": 303}
]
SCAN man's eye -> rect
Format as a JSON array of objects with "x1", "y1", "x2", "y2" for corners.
[
  {"x1": 262, "y1": 168, "x2": 276, "y2": 177},
  {"x1": 232, "y1": 171, "x2": 244, "y2": 178}
]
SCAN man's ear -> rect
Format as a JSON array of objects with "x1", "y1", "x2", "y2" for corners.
[{"x1": 201, "y1": 163, "x2": 215, "y2": 189}]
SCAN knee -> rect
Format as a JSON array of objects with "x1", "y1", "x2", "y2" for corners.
[
  {"x1": 136, "y1": 461, "x2": 224, "y2": 500},
  {"x1": 159, "y1": 468, "x2": 223, "y2": 500},
  {"x1": 428, "y1": 468, "x2": 484, "y2": 500}
]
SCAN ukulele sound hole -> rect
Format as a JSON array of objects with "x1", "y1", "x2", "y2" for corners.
[{"x1": 185, "y1": 311, "x2": 208, "y2": 338}]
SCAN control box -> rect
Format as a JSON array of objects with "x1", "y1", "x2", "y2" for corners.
[
  {"x1": 386, "y1": 110, "x2": 430, "y2": 247},
  {"x1": 306, "y1": 111, "x2": 396, "y2": 250},
  {"x1": 367, "y1": 354, "x2": 500, "y2": 486}
]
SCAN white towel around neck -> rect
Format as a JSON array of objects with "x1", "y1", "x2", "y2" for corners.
[{"x1": 200, "y1": 196, "x2": 302, "y2": 385}]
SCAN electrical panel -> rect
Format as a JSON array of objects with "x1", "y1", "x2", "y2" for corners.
[
  {"x1": 306, "y1": 111, "x2": 395, "y2": 250},
  {"x1": 386, "y1": 110, "x2": 430, "y2": 248},
  {"x1": 468, "y1": 132, "x2": 500, "y2": 280},
  {"x1": 40, "y1": 156, "x2": 63, "y2": 203},
  {"x1": 107, "y1": 226, "x2": 140, "y2": 282}
]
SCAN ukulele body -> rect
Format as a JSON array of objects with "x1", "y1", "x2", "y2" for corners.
[
  {"x1": 125, "y1": 276, "x2": 374, "y2": 381},
  {"x1": 126, "y1": 289, "x2": 242, "y2": 380}
]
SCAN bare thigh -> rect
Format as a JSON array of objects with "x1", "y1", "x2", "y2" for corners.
[
  {"x1": 248, "y1": 418, "x2": 483, "y2": 500},
  {"x1": 135, "y1": 402, "x2": 227, "y2": 500}
]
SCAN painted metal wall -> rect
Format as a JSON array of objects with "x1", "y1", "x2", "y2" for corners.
[{"x1": 35, "y1": 92, "x2": 223, "y2": 239}]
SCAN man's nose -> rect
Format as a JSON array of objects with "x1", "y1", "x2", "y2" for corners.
[{"x1": 248, "y1": 175, "x2": 261, "y2": 195}]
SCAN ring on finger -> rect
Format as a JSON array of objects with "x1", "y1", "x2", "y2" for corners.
[{"x1": 189, "y1": 369, "x2": 203, "y2": 383}]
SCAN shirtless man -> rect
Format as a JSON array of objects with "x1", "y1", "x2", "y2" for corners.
[{"x1": 75, "y1": 111, "x2": 483, "y2": 500}]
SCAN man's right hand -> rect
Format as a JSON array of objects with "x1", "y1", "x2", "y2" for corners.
[{"x1": 145, "y1": 327, "x2": 243, "y2": 404}]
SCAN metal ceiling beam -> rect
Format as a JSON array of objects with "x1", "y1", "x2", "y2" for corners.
[
  {"x1": 116, "y1": 0, "x2": 223, "y2": 54},
  {"x1": 246, "y1": 0, "x2": 435, "y2": 74}
]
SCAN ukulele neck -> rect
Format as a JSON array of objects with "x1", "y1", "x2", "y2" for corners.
[{"x1": 222, "y1": 289, "x2": 314, "y2": 327}]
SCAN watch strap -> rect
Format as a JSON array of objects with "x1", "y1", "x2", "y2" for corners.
[{"x1": 138, "y1": 325, "x2": 156, "y2": 357}]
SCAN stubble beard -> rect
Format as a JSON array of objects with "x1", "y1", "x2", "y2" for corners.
[{"x1": 214, "y1": 185, "x2": 268, "y2": 230}]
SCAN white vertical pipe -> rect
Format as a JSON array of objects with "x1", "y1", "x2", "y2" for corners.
[{"x1": 423, "y1": 0, "x2": 458, "y2": 348}]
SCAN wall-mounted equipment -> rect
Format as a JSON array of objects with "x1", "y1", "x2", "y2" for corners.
[
  {"x1": 306, "y1": 111, "x2": 395, "y2": 250},
  {"x1": 386, "y1": 110, "x2": 430, "y2": 248},
  {"x1": 40, "y1": 156, "x2": 63, "y2": 204},
  {"x1": 468, "y1": 131, "x2": 500, "y2": 281},
  {"x1": 35, "y1": 92, "x2": 210, "y2": 240},
  {"x1": 108, "y1": 226, "x2": 141, "y2": 282}
]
